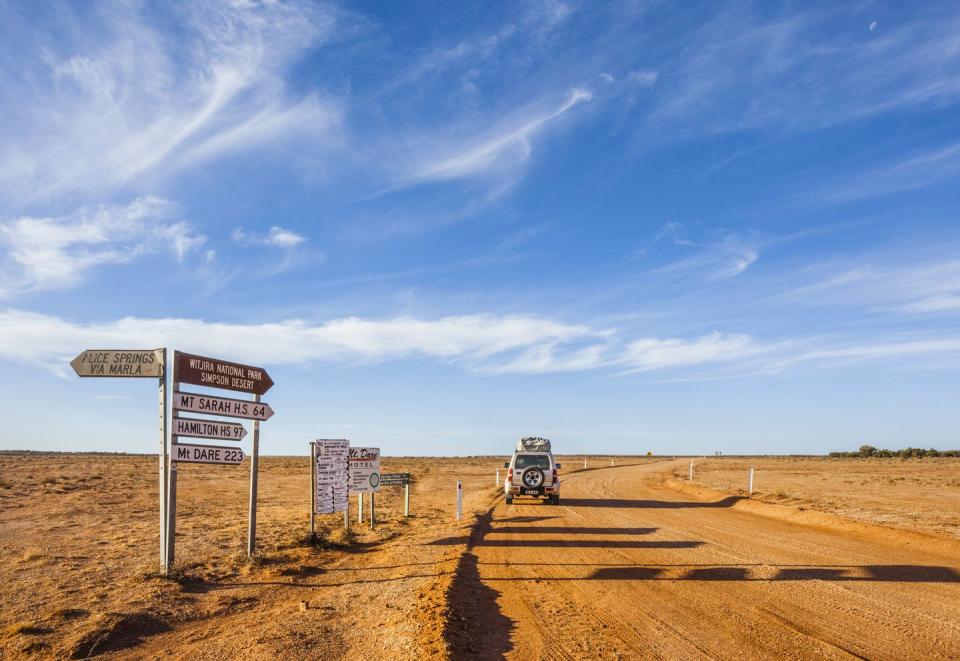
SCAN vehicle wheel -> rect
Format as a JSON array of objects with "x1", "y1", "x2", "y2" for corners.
[
  {"x1": 506, "y1": 496, "x2": 513, "y2": 504},
  {"x1": 551, "y1": 495, "x2": 560, "y2": 505}
]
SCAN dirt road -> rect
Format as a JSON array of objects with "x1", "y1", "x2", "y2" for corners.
[{"x1": 450, "y1": 461, "x2": 960, "y2": 660}]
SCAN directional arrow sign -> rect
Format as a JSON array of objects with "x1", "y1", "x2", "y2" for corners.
[
  {"x1": 173, "y1": 417, "x2": 247, "y2": 441},
  {"x1": 174, "y1": 351, "x2": 273, "y2": 395},
  {"x1": 173, "y1": 391, "x2": 274, "y2": 421},
  {"x1": 70, "y1": 349, "x2": 163, "y2": 378},
  {"x1": 172, "y1": 443, "x2": 245, "y2": 465}
]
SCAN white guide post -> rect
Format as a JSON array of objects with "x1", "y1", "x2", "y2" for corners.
[
  {"x1": 496, "y1": 467, "x2": 500, "y2": 487},
  {"x1": 689, "y1": 460, "x2": 694, "y2": 481},
  {"x1": 404, "y1": 483, "x2": 410, "y2": 517},
  {"x1": 749, "y1": 467, "x2": 754, "y2": 495},
  {"x1": 583, "y1": 458, "x2": 587, "y2": 469},
  {"x1": 358, "y1": 492, "x2": 364, "y2": 523},
  {"x1": 456, "y1": 480, "x2": 463, "y2": 520}
]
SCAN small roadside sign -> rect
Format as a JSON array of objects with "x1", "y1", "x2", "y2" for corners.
[
  {"x1": 174, "y1": 351, "x2": 273, "y2": 395},
  {"x1": 174, "y1": 390, "x2": 274, "y2": 421},
  {"x1": 70, "y1": 349, "x2": 163, "y2": 377},
  {"x1": 349, "y1": 447, "x2": 381, "y2": 493},
  {"x1": 172, "y1": 443, "x2": 245, "y2": 465},
  {"x1": 380, "y1": 472, "x2": 410, "y2": 486},
  {"x1": 173, "y1": 417, "x2": 247, "y2": 441}
]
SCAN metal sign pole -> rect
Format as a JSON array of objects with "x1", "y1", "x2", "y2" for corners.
[
  {"x1": 158, "y1": 348, "x2": 168, "y2": 572},
  {"x1": 247, "y1": 394, "x2": 261, "y2": 557},
  {"x1": 166, "y1": 381, "x2": 179, "y2": 572},
  {"x1": 309, "y1": 442, "x2": 316, "y2": 537},
  {"x1": 358, "y1": 492, "x2": 363, "y2": 523},
  {"x1": 370, "y1": 493, "x2": 375, "y2": 529},
  {"x1": 404, "y1": 482, "x2": 410, "y2": 517}
]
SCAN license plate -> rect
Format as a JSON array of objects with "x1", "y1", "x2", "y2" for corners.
[{"x1": 522, "y1": 488, "x2": 538, "y2": 495}]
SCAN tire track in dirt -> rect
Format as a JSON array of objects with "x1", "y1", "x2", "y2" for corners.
[{"x1": 466, "y1": 460, "x2": 960, "y2": 660}]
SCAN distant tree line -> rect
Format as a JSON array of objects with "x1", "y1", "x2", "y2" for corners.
[{"x1": 829, "y1": 445, "x2": 960, "y2": 458}]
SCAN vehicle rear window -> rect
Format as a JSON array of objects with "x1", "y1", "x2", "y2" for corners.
[{"x1": 515, "y1": 455, "x2": 550, "y2": 470}]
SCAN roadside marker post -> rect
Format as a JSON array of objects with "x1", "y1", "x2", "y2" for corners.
[
  {"x1": 404, "y1": 483, "x2": 410, "y2": 517},
  {"x1": 610, "y1": 458, "x2": 614, "y2": 467},
  {"x1": 689, "y1": 460, "x2": 694, "y2": 481},
  {"x1": 456, "y1": 481, "x2": 463, "y2": 520},
  {"x1": 584, "y1": 458, "x2": 587, "y2": 469},
  {"x1": 749, "y1": 467, "x2": 754, "y2": 495},
  {"x1": 496, "y1": 467, "x2": 500, "y2": 486}
]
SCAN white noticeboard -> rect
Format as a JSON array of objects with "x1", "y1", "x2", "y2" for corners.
[
  {"x1": 349, "y1": 447, "x2": 381, "y2": 494},
  {"x1": 314, "y1": 439, "x2": 349, "y2": 514}
]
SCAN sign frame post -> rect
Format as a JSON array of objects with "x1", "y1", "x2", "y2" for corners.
[
  {"x1": 309, "y1": 442, "x2": 316, "y2": 537},
  {"x1": 166, "y1": 381, "x2": 180, "y2": 572},
  {"x1": 370, "y1": 493, "x2": 375, "y2": 529},
  {"x1": 404, "y1": 482, "x2": 410, "y2": 517},
  {"x1": 158, "y1": 348, "x2": 168, "y2": 573},
  {"x1": 247, "y1": 394, "x2": 261, "y2": 558}
]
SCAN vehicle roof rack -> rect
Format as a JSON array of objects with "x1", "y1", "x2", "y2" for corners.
[{"x1": 515, "y1": 437, "x2": 552, "y2": 453}]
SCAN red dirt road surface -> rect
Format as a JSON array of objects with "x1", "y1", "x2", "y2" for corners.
[{"x1": 448, "y1": 460, "x2": 960, "y2": 660}]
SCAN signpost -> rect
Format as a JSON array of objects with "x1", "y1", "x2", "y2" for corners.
[
  {"x1": 172, "y1": 443, "x2": 245, "y2": 465},
  {"x1": 380, "y1": 472, "x2": 412, "y2": 517},
  {"x1": 174, "y1": 391, "x2": 274, "y2": 420},
  {"x1": 70, "y1": 349, "x2": 163, "y2": 378},
  {"x1": 348, "y1": 447, "x2": 381, "y2": 493},
  {"x1": 173, "y1": 417, "x2": 247, "y2": 441},
  {"x1": 174, "y1": 351, "x2": 274, "y2": 395},
  {"x1": 70, "y1": 348, "x2": 168, "y2": 571},
  {"x1": 313, "y1": 439, "x2": 350, "y2": 517}
]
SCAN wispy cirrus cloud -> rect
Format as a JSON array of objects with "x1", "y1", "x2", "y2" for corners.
[
  {"x1": 0, "y1": 197, "x2": 204, "y2": 298},
  {"x1": 0, "y1": 0, "x2": 343, "y2": 206}
]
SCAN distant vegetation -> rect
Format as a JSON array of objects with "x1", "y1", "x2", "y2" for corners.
[{"x1": 830, "y1": 445, "x2": 960, "y2": 458}]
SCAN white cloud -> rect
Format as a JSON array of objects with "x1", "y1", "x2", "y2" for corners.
[
  {"x1": 0, "y1": 0, "x2": 342, "y2": 205},
  {"x1": 0, "y1": 197, "x2": 204, "y2": 298},
  {"x1": 232, "y1": 226, "x2": 306, "y2": 248},
  {"x1": 399, "y1": 88, "x2": 593, "y2": 187},
  {"x1": 651, "y1": 223, "x2": 759, "y2": 279},
  {"x1": 620, "y1": 332, "x2": 762, "y2": 372},
  {"x1": 4, "y1": 309, "x2": 959, "y2": 379}
]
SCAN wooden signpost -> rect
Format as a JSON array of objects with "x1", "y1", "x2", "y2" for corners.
[
  {"x1": 172, "y1": 351, "x2": 274, "y2": 566},
  {"x1": 70, "y1": 348, "x2": 169, "y2": 570},
  {"x1": 380, "y1": 472, "x2": 412, "y2": 517},
  {"x1": 72, "y1": 348, "x2": 274, "y2": 575}
]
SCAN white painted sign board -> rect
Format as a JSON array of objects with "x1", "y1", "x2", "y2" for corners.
[
  {"x1": 174, "y1": 390, "x2": 274, "y2": 421},
  {"x1": 172, "y1": 443, "x2": 245, "y2": 465},
  {"x1": 349, "y1": 447, "x2": 381, "y2": 494},
  {"x1": 174, "y1": 417, "x2": 247, "y2": 441},
  {"x1": 314, "y1": 439, "x2": 349, "y2": 514}
]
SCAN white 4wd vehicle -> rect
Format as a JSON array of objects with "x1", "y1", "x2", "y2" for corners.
[{"x1": 504, "y1": 437, "x2": 561, "y2": 505}]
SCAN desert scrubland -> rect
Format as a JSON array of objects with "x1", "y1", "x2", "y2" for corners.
[
  {"x1": 1, "y1": 453, "x2": 959, "y2": 659},
  {"x1": 671, "y1": 456, "x2": 960, "y2": 539}
]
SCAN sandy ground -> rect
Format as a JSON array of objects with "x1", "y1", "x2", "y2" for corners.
[
  {"x1": 1, "y1": 453, "x2": 959, "y2": 659},
  {"x1": 462, "y1": 460, "x2": 960, "y2": 660},
  {"x1": 675, "y1": 457, "x2": 960, "y2": 539}
]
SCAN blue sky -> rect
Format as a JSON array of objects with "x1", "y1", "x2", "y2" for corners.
[{"x1": 1, "y1": 0, "x2": 959, "y2": 455}]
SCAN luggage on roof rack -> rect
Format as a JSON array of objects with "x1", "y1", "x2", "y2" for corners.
[{"x1": 515, "y1": 437, "x2": 552, "y2": 453}]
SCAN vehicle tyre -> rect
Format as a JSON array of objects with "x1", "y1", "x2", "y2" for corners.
[
  {"x1": 521, "y1": 467, "x2": 544, "y2": 489},
  {"x1": 506, "y1": 496, "x2": 513, "y2": 504},
  {"x1": 550, "y1": 495, "x2": 559, "y2": 505}
]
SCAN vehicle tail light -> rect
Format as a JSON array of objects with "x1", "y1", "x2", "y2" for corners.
[
  {"x1": 507, "y1": 468, "x2": 513, "y2": 484},
  {"x1": 552, "y1": 468, "x2": 558, "y2": 483}
]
